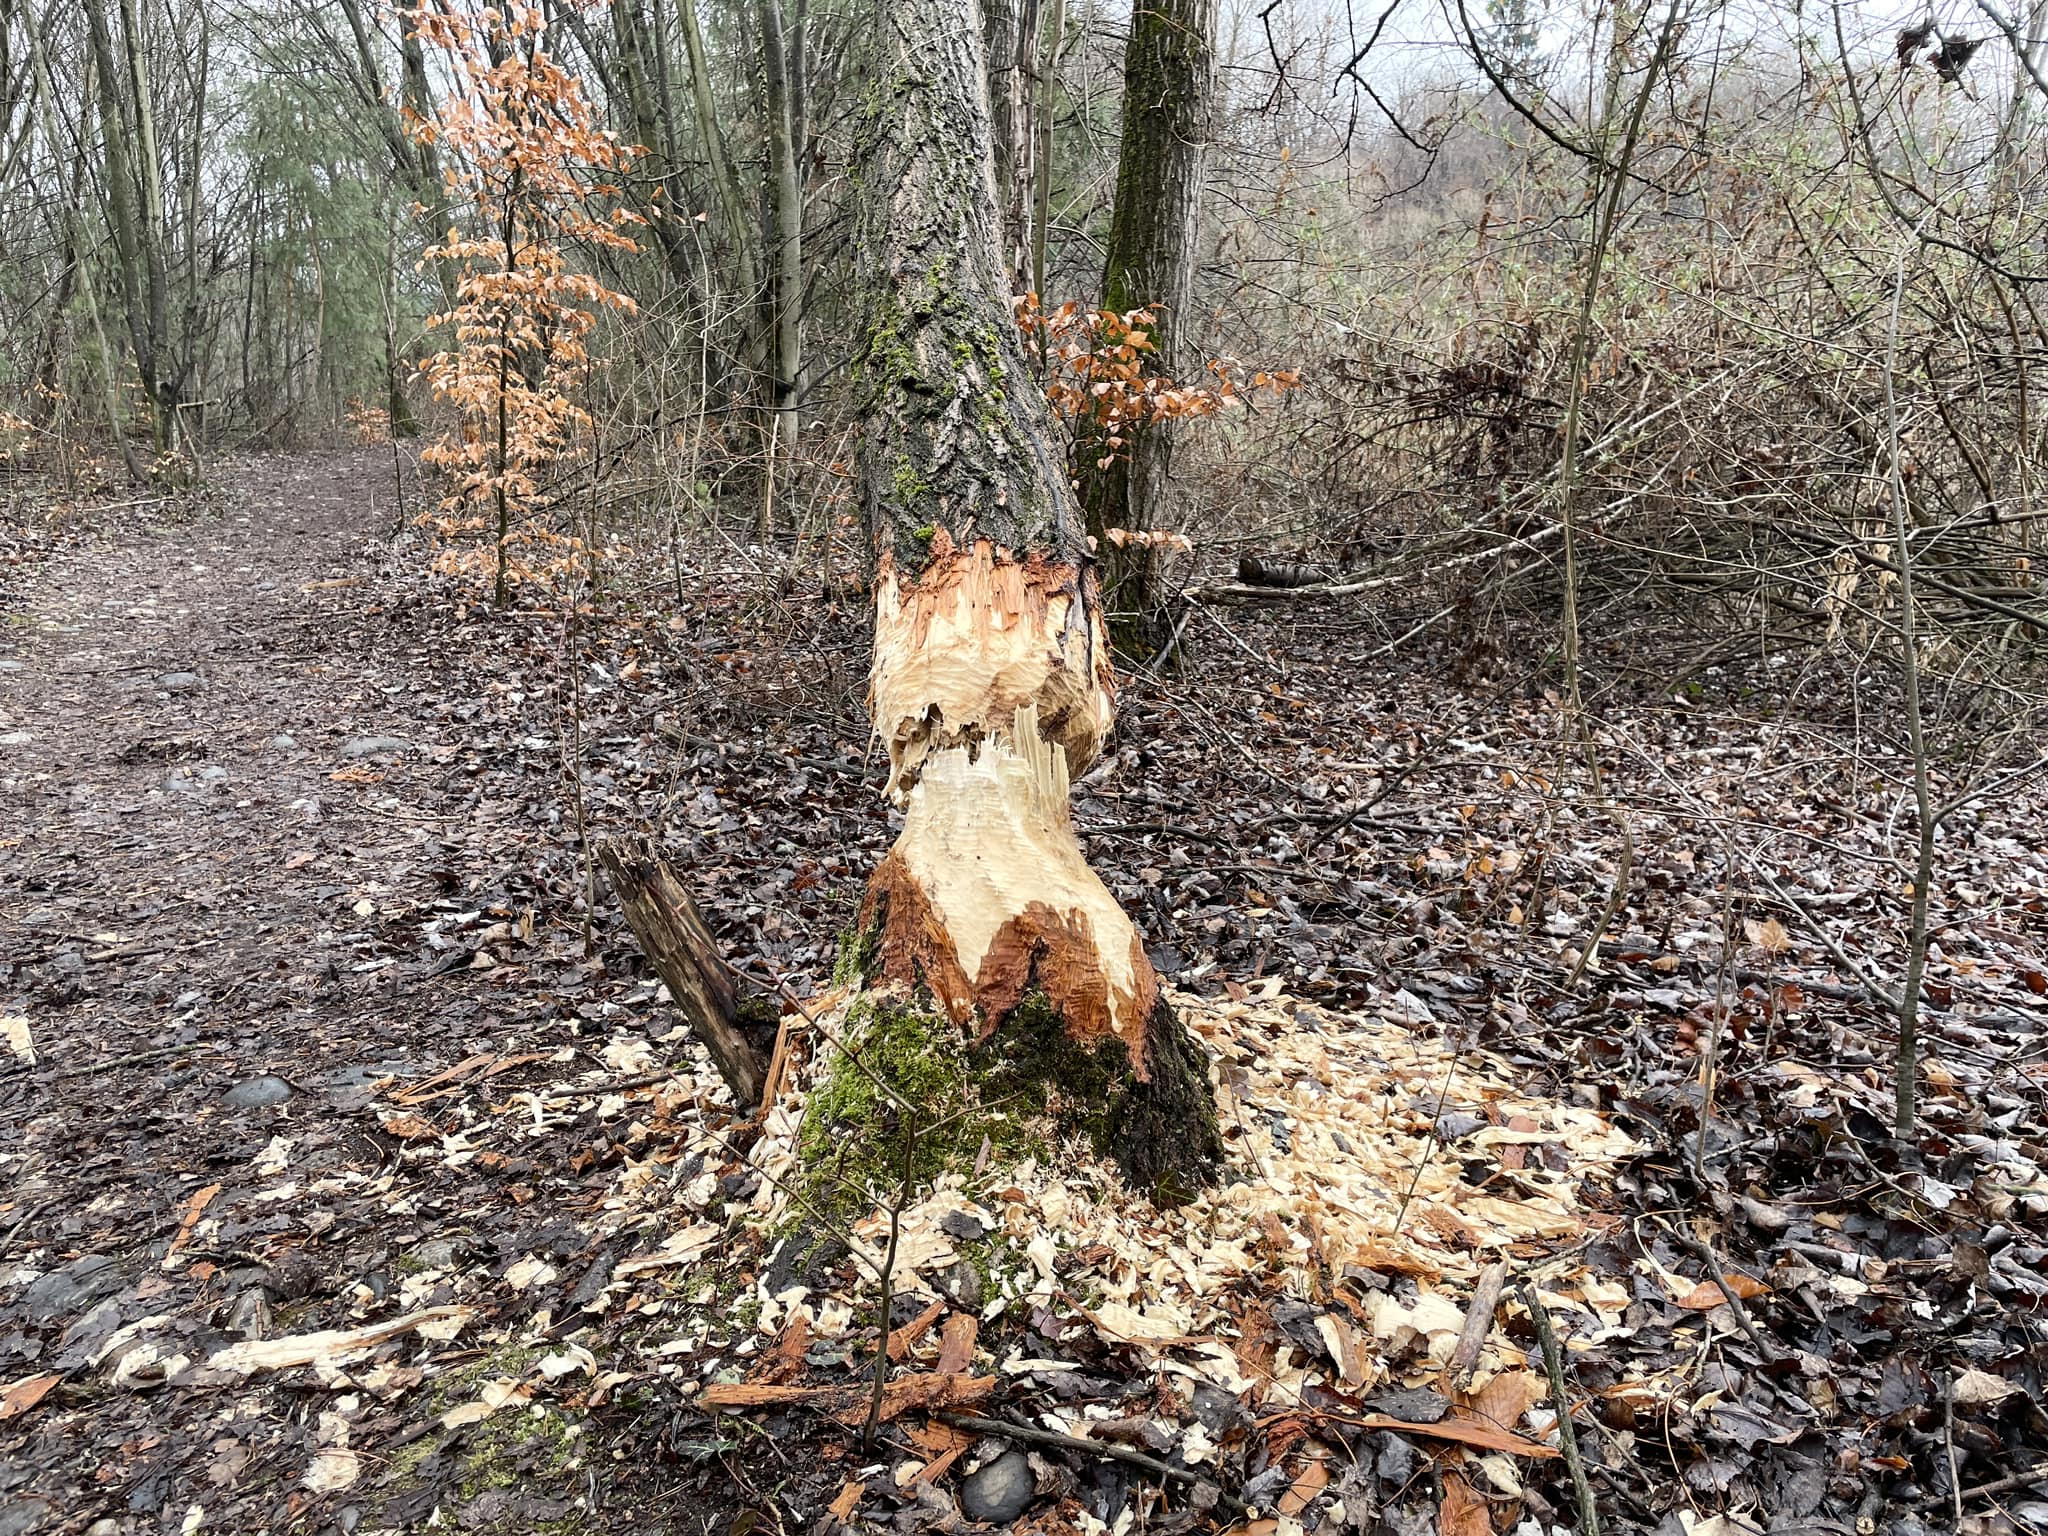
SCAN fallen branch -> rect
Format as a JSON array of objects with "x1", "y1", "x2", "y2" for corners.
[{"x1": 1524, "y1": 1281, "x2": 1601, "y2": 1536}]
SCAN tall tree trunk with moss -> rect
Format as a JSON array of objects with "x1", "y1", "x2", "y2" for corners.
[
  {"x1": 1077, "y1": 0, "x2": 1216, "y2": 652},
  {"x1": 844, "y1": 0, "x2": 1221, "y2": 1197}
]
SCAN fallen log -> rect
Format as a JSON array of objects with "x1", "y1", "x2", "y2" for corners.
[
  {"x1": 595, "y1": 837, "x2": 767, "y2": 1108},
  {"x1": 1236, "y1": 552, "x2": 1334, "y2": 588}
]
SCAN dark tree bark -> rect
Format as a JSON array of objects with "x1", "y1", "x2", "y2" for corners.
[
  {"x1": 847, "y1": 0, "x2": 1221, "y2": 1194},
  {"x1": 982, "y1": 0, "x2": 1041, "y2": 294},
  {"x1": 1078, "y1": 0, "x2": 1217, "y2": 651},
  {"x1": 598, "y1": 838, "x2": 769, "y2": 1107}
]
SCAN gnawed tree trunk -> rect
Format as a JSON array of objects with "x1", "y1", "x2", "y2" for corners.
[
  {"x1": 847, "y1": 0, "x2": 1221, "y2": 1196},
  {"x1": 1079, "y1": 0, "x2": 1217, "y2": 651}
]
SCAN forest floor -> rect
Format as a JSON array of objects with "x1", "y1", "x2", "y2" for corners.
[{"x1": 2, "y1": 450, "x2": 2046, "y2": 1536}]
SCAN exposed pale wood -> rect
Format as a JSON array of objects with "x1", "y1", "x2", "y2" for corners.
[
  {"x1": 596, "y1": 837, "x2": 766, "y2": 1107},
  {"x1": 869, "y1": 531, "x2": 1113, "y2": 801},
  {"x1": 1448, "y1": 1260, "x2": 1509, "y2": 1385},
  {"x1": 868, "y1": 703, "x2": 1157, "y2": 1070}
]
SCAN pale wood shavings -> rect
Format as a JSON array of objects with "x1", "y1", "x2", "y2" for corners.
[{"x1": 618, "y1": 981, "x2": 1636, "y2": 1415}]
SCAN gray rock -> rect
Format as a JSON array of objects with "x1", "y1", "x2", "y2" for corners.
[
  {"x1": 222, "y1": 1075, "x2": 292, "y2": 1109},
  {"x1": 22, "y1": 1254, "x2": 125, "y2": 1321},
  {"x1": 60, "y1": 1297, "x2": 125, "y2": 1354},
  {"x1": 270, "y1": 734, "x2": 297, "y2": 750},
  {"x1": 934, "y1": 1256, "x2": 983, "y2": 1313},
  {"x1": 226, "y1": 1289, "x2": 272, "y2": 1340},
  {"x1": 339, "y1": 736, "x2": 408, "y2": 759},
  {"x1": 959, "y1": 1450, "x2": 1035, "y2": 1524},
  {"x1": 938, "y1": 1210, "x2": 990, "y2": 1242},
  {"x1": 155, "y1": 672, "x2": 200, "y2": 693},
  {"x1": 408, "y1": 1237, "x2": 469, "y2": 1270},
  {"x1": 163, "y1": 765, "x2": 226, "y2": 794},
  {"x1": 0, "y1": 659, "x2": 23, "y2": 672}
]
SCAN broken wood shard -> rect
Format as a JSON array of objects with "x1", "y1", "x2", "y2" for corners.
[
  {"x1": 866, "y1": 703, "x2": 1159, "y2": 1073},
  {"x1": 595, "y1": 837, "x2": 767, "y2": 1107}
]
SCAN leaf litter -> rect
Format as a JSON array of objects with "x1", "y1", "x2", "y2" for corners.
[{"x1": 1, "y1": 449, "x2": 2045, "y2": 1534}]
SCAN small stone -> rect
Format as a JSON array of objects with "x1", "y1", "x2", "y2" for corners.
[
  {"x1": 0, "y1": 659, "x2": 23, "y2": 671},
  {"x1": 959, "y1": 1450, "x2": 1035, "y2": 1524},
  {"x1": 222, "y1": 1075, "x2": 292, "y2": 1109},
  {"x1": 340, "y1": 736, "x2": 408, "y2": 759},
  {"x1": 409, "y1": 1237, "x2": 469, "y2": 1270},
  {"x1": 939, "y1": 1210, "x2": 990, "y2": 1242},
  {"x1": 270, "y1": 734, "x2": 297, "y2": 750},
  {"x1": 0, "y1": 731, "x2": 29, "y2": 747},
  {"x1": 934, "y1": 1257, "x2": 983, "y2": 1313},
  {"x1": 156, "y1": 672, "x2": 200, "y2": 692},
  {"x1": 226, "y1": 1289, "x2": 272, "y2": 1340}
]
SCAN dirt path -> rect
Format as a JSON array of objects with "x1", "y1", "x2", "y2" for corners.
[{"x1": 0, "y1": 452, "x2": 686, "y2": 1534}]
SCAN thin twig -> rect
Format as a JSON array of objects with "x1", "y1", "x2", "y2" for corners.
[
  {"x1": 1523, "y1": 1281, "x2": 1601, "y2": 1536},
  {"x1": 863, "y1": 1115, "x2": 920, "y2": 1453}
]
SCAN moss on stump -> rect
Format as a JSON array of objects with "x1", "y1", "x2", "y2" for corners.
[{"x1": 794, "y1": 981, "x2": 1223, "y2": 1217}]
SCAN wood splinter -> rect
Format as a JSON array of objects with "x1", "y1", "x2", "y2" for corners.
[{"x1": 596, "y1": 836, "x2": 767, "y2": 1107}]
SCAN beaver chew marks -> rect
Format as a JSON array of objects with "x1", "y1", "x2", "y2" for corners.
[
  {"x1": 870, "y1": 530, "x2": 1115, "y2": 802},
  {"x1": 866, "y1": 703, "x2": 1159, "y2": 1075}
]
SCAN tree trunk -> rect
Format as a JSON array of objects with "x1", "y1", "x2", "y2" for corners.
[
  {"x1": 678, "y1": 0, "x2": 766, "y2": 401},
  {"x1": 848, "y1": 0, "x2": 1220, "y2": 1196},
  {"x1": 83, "y1": 0, "x2": 159, "y2": 451},
  {"x1": 983, "y1": 0, "x2": 1040, "y2": 294},
  {"x1": 1077, "y1": 0, "x2": 1216, "y2": 651},
  {"x1": 757, "y1": 0, "x2": 804, "y2": 533},
  {"x1": 116, "y1": 0, "x2": 174, "y2": 439}
]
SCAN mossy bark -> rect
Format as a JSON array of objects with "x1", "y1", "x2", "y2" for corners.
[
  {"x1": 797, "y1": 985, "x2": 1220, "y2": 1211},
  {"x1": 847, "y1": 0, "x2": 1222, "y2": 1196}
]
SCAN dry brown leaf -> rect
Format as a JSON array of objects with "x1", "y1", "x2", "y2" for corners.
[
  {"x1": 1353, "y1": 1411, "x2": 1558, "y2": 1459},
  {"x1": 378, "y1": 1110, "x2": 440, "y2": 1142},
  {"x1": 0, "y1": 1372, "x2": 61, "y2": 1422},
  {"x1": 1277, "y1": 1454, "x2": 1331, "y2": 1517},
  {"x1": 827, "y1": 1478, "x2": 866, "y2": 1521},
  {"x1": 1459, "y1": 1370, "x2": 1538, "y2": 1435},
  {"x1": 1673, "y1": 1273, "x2": 1769, "y2": 1310},
  {"x1": 1439, "y1": 1468, "x2": 1491, "y2": 1536}
]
